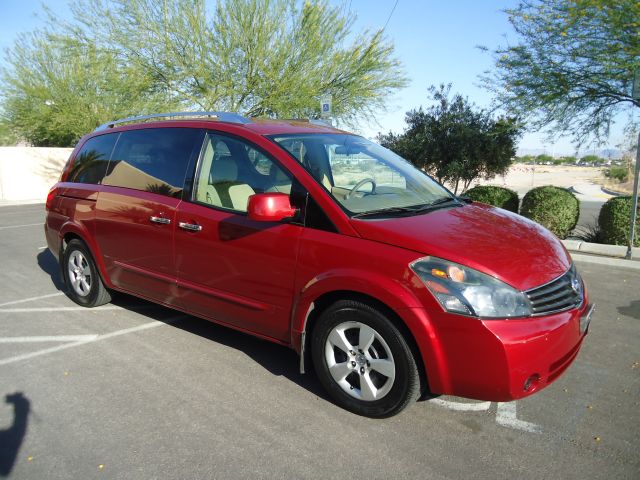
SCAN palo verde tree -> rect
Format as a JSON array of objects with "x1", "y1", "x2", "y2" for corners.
[
  {"x1": 378, "y1": 84, "x2": 521, "y2": 194},
  {"x1": 1, "y1": 33, "x2": 172, "y2": 146},
  {"x1": 481, "y1": 0, "x2": 640, "y2": 144},
  {"x1": 1, "y1": 0, "x2": 407, "y2": 146}
]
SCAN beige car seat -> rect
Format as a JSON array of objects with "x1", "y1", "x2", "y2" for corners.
[
  {"x1": 211, "y1": 155, "x2": 255, "y2": 211},
  {"x1": 196, "y1": 139, "x2": 255, "y2": 211},
  {"x1": 196, "y1": 140, "x2": 221, "y2": 206}
]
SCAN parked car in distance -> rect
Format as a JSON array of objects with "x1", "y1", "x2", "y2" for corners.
[{"x1": 45, "y1": 112, "x2": 594, "y2": 417}]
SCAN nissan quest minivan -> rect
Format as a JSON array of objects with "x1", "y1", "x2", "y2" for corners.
[{"x1": 45, "y1": 112, "x2": 594, "y2": 417}]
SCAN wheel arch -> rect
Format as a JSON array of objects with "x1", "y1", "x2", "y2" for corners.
[
  {"x1": 294, "y1": 286, "x2": 446, "y2": 397},
  {"x1": 59, "y1": 222, "x2": 113, "y2": 289}
]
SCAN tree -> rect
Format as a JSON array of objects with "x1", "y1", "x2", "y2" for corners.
[
  {"x1": 1, "y1": 33, "x2": 172, "y2": 146},
  {"x1": 535, "y1": 154, "x2": 554, "y2": 164},
  {"x1": 1, "y1": 0, "x2": 407, "y2": 146},
  {"x1": 516, "y1": 154, "x2": 535, "y2": 163},
  {"x1": 581, "y1": 154, "x2": 604, "y2": 164},
  {"x1": 378, "y1": 84, "x2": 521, "y2": 194},
  {"x1": 0, "y1": 118, "x2": 18, "y2": 146},
  {"x1": 481, "y1": 0, "x2": 640, "y2": 145},
  {"x1": 560, "y1": 155, "x2": 577, "y2": 164}
]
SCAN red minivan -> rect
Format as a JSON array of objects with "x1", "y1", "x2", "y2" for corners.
[{"x1": 45, "y1": 112, "x2": 593, "y2": 417}]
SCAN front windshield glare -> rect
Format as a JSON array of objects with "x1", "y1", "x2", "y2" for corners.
[{"x1": 270, "y1": 133, "x2": 453, "y2": 215}]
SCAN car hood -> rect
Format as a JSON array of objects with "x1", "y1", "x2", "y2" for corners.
[{"x1": 351, "y1": 203, "x2": 571, "y2": 291}]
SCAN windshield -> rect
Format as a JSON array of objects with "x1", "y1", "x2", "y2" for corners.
[{"x1": 270, "y1": 133, "x2": 454, "y2": 215}]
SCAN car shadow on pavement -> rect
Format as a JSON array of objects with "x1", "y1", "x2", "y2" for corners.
[
  {"x1": 36, "y1": 249, "x2": 65, "y2": 291},
  {"x1": 35, "y1": 250, "x2": 331, "y2": 403},
  {"x1": 617, "y1": 300, "x2": 640, "y2": 320},
  {"x1": 0, "y1": 392, "x2": 30, "y2": 477},
  {"x1": 110, "y1": 295, "x2": 331, "y2": 402}
]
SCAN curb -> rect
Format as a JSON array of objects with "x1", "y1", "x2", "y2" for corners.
[
  {"x1": 562, "y1": 239, "x2": 640, "y2": 265},
  {"x1": 601, "y1": 186, "x2": 626, "y2": 197},
  {"x1": 569, "y1": 184, "x2": 613, "y2": 200},
  {"x1": 568, "y1": 253, "x2": 640, "y2": 270},
  {"x1": 0, "y1": 200, "x2": 44, "y2": 207}
]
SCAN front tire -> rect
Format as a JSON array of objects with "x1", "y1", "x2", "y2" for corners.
[
  {"x1": 311, "y1": 300, "x2": 420, "y2": 418},
  {"x1": 62, "y1": 239, "x2": 111, "y2": 307}
]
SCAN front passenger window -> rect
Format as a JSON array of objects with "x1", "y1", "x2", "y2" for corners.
[{"x1": 194, "y1": 134, "x2": 293, "y2": 212}]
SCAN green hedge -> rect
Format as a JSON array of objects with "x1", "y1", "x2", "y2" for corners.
[
  {"x1": 598, "y1": 196, "x2": 639, "y2": 247},
  {"x1": 464, "y1": 186, "x2": 519, "y2": 213},
  {"x1": 520, "y1": 186, "x2": 579, "y2": 239}
]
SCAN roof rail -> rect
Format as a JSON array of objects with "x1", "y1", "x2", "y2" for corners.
[
  {"x1": 94, "y1": 111, "x2": 252, "y2": 131},
  {"x1": 282, "y1": 118, "x2": 334, "y2": 127}
]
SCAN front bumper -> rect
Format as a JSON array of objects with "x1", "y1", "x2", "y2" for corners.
[{"x1": 423, "y1": 295, "x2": 592, "y2": 401}]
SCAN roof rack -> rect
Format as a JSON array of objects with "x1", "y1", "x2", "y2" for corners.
[
  {"x1": 94, "y1": 111, "x2": 252, "y2": 131},
  {"x1": 282, "y1": 118, "x2": 334, "y2": 127}
]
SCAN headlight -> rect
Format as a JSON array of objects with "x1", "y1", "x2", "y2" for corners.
[{"x1": 410, "y1": 256, "x2": 531, "y2": 318}]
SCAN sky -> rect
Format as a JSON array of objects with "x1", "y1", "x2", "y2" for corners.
[{"x1": 0, "y1": 0, "x2": 632, "y2": 156}]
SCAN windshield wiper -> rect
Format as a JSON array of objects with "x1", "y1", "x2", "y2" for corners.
[
  {"x1": 428, "y1": 196, "x2": 460, "y2": 207},
  {"x1": 351, "y1": 206, "x2": 424, "y2": 218},
  {"x1": 351, "y1": 197, "x2": 461, "y2": 219}
]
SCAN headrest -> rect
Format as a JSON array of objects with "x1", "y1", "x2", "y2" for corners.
[{"x1": 211, "y1": 154, "x2": 237, "y2": 182}]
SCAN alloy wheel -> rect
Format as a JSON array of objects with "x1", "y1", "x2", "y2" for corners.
[
  {"x1": 67, "y1": 250, "x2": 92, "y2": 297},
  {"x1": 324, "y1": 321, "x2": 396, "y2": 401}
]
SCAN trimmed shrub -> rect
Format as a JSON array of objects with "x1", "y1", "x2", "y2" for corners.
[
  {"x1": 520, "y1": 186, "x2": 579, "y2": 239},
  {"x1": 598, "y1": 196, "x2": 639, "y2": 246},
  {"x1": 464, "y1": 185, "x2": 519, "y2": 213}
]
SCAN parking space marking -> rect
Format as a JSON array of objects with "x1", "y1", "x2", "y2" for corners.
[
  {"x1": 0, "y1": 315, "x2": 186, "y2": 367},
  {"x1": 38, "y1": 246, "x2": 47, "y2": 250},
  {"x1": 496, "y1": 402, "x2": 542, "y2": 433},
  {"x1": 0, "y1": 292, "x2": 64, "y2": 307},
  {"x1": 0, "y1": 306, "x2": 121, "y2": 313},
  {"x1": 428, "y1": 398, "x2": 492, "y2": 411},
  {"x1": 428, "y1": 398, "x2": 543, "y2": 433},
  {"x1": 0, "y1": 335, "x2": 99, "y2": 343},
  {"x1": 0, "y1": 222, "x2": 43, "y2": 230}
]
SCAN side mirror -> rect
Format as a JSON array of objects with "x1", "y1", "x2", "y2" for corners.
[{"x1": 247, "y1": 193, "x2": 298, "y2": 222}]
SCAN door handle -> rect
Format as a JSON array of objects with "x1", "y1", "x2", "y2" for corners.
[
  {"x1": 150, "y1": 216, "x2": 171, "y2": 225},
  {"x1": 178, "y1": 221, "x2": 203, "y2": 232}
]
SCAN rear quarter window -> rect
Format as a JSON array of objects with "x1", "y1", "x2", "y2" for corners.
[
  {"x1": 103, "y1": 128, "x2": 202, "y2": 197},
  {"x1": 66, "y1": 133, "x2": 118, "y2": 184}
]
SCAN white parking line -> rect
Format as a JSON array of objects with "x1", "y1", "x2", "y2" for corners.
[
  {"x1": 0, "y1": 335, "x2": 99, "y2": 343},
  {"x1": 0, "y1": 223, "x2": 43, "y2": 230},
  {"x1": 428, "y1": 397, "x2": 543, "y2": 433},
  {"x1": 0, "y1": 315, "x2": 185, "y2": 366},
  {"x1": 0, "y1": 306, "x2": 122, "y2": 313},
  {"x1": 38, "y1": 246, "x2": 48, "y2": 250},
  {"x1": 496, "y1": 402, "x2": 542, "y2": 433},
  {"x1": 0, "y1": 292, "x2": 64, "y2": 307},
  {"x1": 428, "y1": 398, "x2": 492, "y2": 411}
]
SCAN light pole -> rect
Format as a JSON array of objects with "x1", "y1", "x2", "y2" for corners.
[
  {"x1": 626, "y1": 131, "x2": 639, "y2": 259},
  {"x1": 627, "y1": 70, "x2": 640, "y2": 259}
]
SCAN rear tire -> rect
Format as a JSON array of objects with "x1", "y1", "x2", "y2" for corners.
[
  {"x1": 62, "y1": 239, "x2": 111, "y2": 307},
  {"x1": 311, "y1": 300, "x2": 420, "y2": 418}
]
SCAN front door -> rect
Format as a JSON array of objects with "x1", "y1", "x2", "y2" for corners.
[{"x1": 174, "y1": 132, "x2": 302, "y2": 342}]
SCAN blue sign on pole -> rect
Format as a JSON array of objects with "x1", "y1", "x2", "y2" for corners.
[{"x1": 320, "y1": 95, "x2": 332, "y2": 118}]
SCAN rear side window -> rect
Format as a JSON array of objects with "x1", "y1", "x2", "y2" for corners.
[
  {"x1": 103, "y1": 128, "x2": 201, "y2": 197},
  {"x1": 67, "y1": 134, "x2": 117, "y2": 184}
]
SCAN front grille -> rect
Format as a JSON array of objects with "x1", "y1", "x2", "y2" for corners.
[{"x1": 525, "y1": 266, "x2": 583, "y2": 315}]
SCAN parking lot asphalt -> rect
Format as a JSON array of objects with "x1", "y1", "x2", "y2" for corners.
[{"x1": 0, "y1": 204, "x2": 638, "y2": 480}]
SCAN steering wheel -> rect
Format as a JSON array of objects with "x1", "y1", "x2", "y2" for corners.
[{"x1": 346, "y1": 178, "x2": 377, "y2": 199}]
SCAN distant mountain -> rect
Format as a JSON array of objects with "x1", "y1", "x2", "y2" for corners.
[{"x1": 516, "y1": 147, "x2": 623, "y2": 159}]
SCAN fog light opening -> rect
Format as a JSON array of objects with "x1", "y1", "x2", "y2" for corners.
[{"x1": 524, "y1": 374, "x2": 540, "y2": 392}]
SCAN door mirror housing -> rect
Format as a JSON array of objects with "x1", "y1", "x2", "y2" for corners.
[{"x1": 247, "y1": 193, "x2": 298, "y2": 222}]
